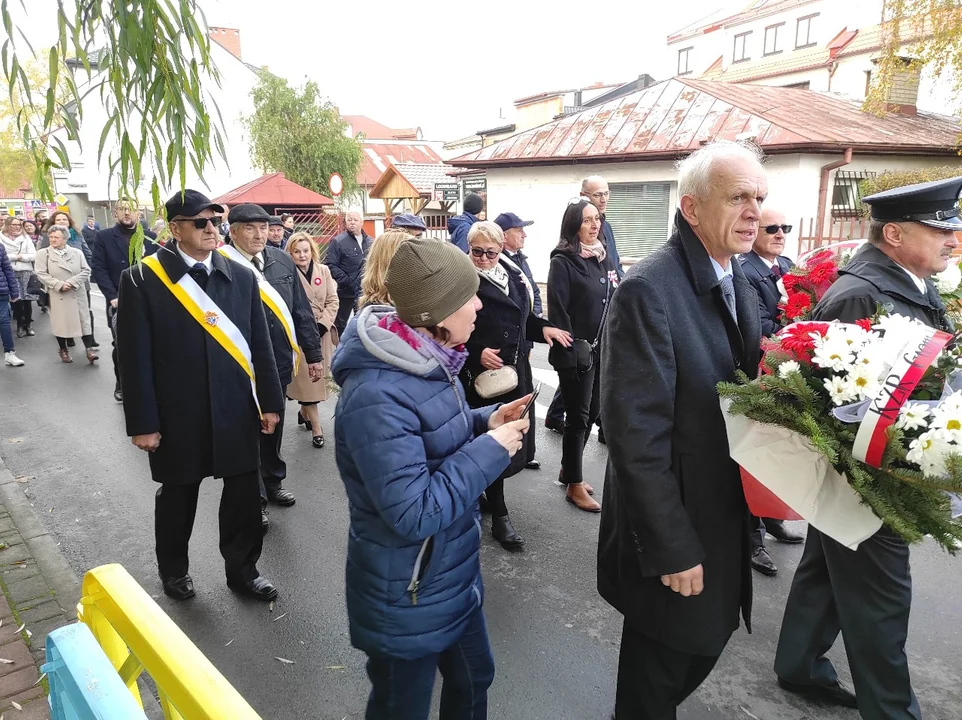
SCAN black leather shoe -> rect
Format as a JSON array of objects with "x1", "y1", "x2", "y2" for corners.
[
  {"x1": 162, "y1": 575, "x2": 195, "y2": 600},
  {"x1": 492, "y1": 515, "x2": 524, "y2": 551},
  {"x1": 544, "y1": 417, "x2": 564, "y2": 434},
  {"x1": 766, "y1": 520, "x2": 805, "y2": 544},
  {"x1": 525, "y1": 460, "x2": 541, "y2": 470},
  {"x1": 267, "y1": 487, "x2": 296, "y2": 506},
  {"x1": 113, "y1": 382, "x2": 123, "y2": 402},
  {"x1": 751, "y1": 547, "x2": 777, "y2": 576},
  {"x1": 597, "y1": 427, "x2": 606, "y2": 445},
  {"x1": 777, "y1": 677, "x2": 858, "y2": 708},
  {"x1": 228, "y1": 575, "x2": 278, "y2": 601},
  {"x1": 261, "y1": 508, "x2": 270, "y2": 534}
]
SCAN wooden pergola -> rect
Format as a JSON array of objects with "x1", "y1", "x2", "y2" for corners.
[{"x1": 369, "y1": 163, "x2": 457, "y2": 217}]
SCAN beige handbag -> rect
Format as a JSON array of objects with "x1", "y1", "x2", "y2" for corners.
[{"x1": 473, "y1": 366, "x2": 519, "y2": 400}]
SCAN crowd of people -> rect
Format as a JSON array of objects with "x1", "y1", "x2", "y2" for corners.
[{"x1": 3, "y1": 136, "x2": 953, "y2": 719}]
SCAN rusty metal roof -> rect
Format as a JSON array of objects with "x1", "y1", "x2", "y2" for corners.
[
  {"x1": 449, "y1": 78, "x2": 962, "y2": 169},
  {"x1": 358, "y1": 142, "x2": 444, "y2": 185}
]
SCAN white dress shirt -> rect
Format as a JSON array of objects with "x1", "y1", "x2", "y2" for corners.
[
  {"x1": 234, "y1": 246, "x2": 265, "y2": 270},
  {"x1": 176, "y1": 245, "x2": 212, "y2": 275},
  {"x1": 900, "y1": 266, "x2": 927, "y2": 294}
]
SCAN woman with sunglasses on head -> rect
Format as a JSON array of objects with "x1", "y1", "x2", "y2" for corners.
[
  {"x1": 0, "y1": 217, "x2": 37, "y2": 338},
  {"x1": 461, "y1": 222, "x2": 571, "y2": 550},
  {"x1": 547, "y1": 198, "x2": 619, "y2": 513}
]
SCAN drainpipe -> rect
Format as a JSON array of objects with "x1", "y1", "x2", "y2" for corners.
[{"x1": 815, "y1": 147, "x2": 853, "y2": 247}]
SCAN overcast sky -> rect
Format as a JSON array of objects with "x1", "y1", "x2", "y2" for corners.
[{"x1": 201, "y1": 0, "x2": 729, "y2": 140}]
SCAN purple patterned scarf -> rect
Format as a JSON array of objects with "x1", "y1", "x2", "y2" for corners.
[{"x1": 378, "y1": 313, "x2": 468, "y2": 376}]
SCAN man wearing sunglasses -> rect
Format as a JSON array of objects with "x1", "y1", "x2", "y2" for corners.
[
  {"x1": 117, "y1": 189, "x2": 285, "y2": 602},
  {"x1": 92, "y1": 199, "x2": 160, "y2": 402},
  {"x1": 738, "y1": 210, "x2": 806, "y2": 577}
]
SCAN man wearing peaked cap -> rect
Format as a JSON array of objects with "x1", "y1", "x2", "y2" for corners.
[
  {"x1": 774, "y1": 176, "x2": 961, "y2": 718},
  {"x1": 117, "y1": 189, "x2": 285, "y2": 602}
]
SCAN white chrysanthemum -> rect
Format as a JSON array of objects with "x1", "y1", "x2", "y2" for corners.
[
  {"x1": 896, "y1": 403, "x2": 931, "y2": 432},
  {"x1": 812, "y1": 337, "x2": 856, "y2": 373},
  {"x1": 873, "y1": 313, "x2": 925, "y2": 337},
  {"x1": 835, "y1": 323, "x2": 873, "y2": 350},
  {"x1": 938, "y1": 391, "x2": 962, "y2": 414},
  {"x1": 824, "y1": 375, "x2": 855, "y2": 405},
  {"x1": 845, "y1": 365, "x2": 881, "y2": 401},
  {"x1": 934, "y1": 261, "x2": 962, "y2": 294},
  {"x1": 928, "y1": 402, "x2": 962, "y2": 443},
  {"x1": 907, "y1": 430, "x2": 956, "y2": 477},
  {"x1": 777, "y1": 360, "x2": 802, "y2": 378}
]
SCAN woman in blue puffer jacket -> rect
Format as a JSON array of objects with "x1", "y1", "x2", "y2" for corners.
[{"x1": 332, "y1": 239, "x2": 530, "y2": 720}]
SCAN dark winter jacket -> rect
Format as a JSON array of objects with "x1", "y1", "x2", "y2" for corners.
[
  {"x1": 81, "y1": 225, "x2": 98, "y2": 249},
  {"x1": 812, "y1": 242, "x2": 953, "y2": 331},
  {"x1": 324, "y1": 230, "x2": 373, "y2": 301},
  {"x1": 91, "y1": 224, "x2": 159, "y2": 302},
  {"x1": 601, "y1": 216, "x2": 624, "y2": 279},
  {"x1": 0, "y1": 244, "x2": 19, "y2": 298},
  {"x1": 598, "y1": 210, "x2": 760, "y2": 657},
  {"x1": 332, "y1": 305, "x2": 509, "y2": 659},
  {"x1": 502, "y1": 249, "x2": 542, "y2": 317},
  {"x1": 546, "y1": 245, "x2": 618, "y2": 371},
  {"x1": 447, "y1": 212, "x2": 478, "y2": 253},
  {"x1": 739, "y1": 252, "x2": 794, "y2": 337}
]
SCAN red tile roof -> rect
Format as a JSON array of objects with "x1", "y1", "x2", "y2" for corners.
[
  {"x1": 213, "y1": 173, "x2": 333, "y2": 207},
  {"x1": 343, "y1": 115, "x2": 419, "y2": 140},
  {"x1": 358, "y1": 143, "x2": 444, "y2": 186},
  {"x1": 449, "y1": 78, "x2": 962, "y2": 168}
]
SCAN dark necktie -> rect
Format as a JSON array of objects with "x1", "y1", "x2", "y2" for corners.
[
  {"x1": 188, "y1": 262, "x2": 208, "y2": 290},
  {"x1": 720, "y1": 274, "x2": 737, "y2": 321},
  {"x1": 252, "y1": 255, "x2": 263, "y2": 273},
  {"x1": 772, "y1": 263, "x2": 782, "y2": 278}
]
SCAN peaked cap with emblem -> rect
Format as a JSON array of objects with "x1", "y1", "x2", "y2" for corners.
[{"x1": 862, "y1": 176, "x2": 962, "y2": 231}]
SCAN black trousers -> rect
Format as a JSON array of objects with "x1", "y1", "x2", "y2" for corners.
[
  {"x1": 615, "y1": 620, "x2": 720, "y2": 720},
  {"x1": 775, "y1": 526, "x2": 920, "y2": 719},
  {"x1": 333, "y1": 294, "x2": 354, "y2": 336},
  {"x1": 85, "y1": 285, "x2": 96, "y2": 342},
  {"x1": 546, "y1": 386, "x2": 565, "y2": 424},
  {"x1": 106, "y1": 301, "x2": 120, "y2": 384},
  {"x1": 749, "y1": 515, "x2": 790, "y2": 549},
  {"x1": 56, "y1": 335, "x2": 95, "y2": 350},
  {"x1": 258, "y1": 405, "x2": 287, "y2": 501},
  {"x1": 12, "y1": 299, "x2": 31, "y2": 328},
  {"x1": 154, "y1": 470, "x2": 262, "y2": 583},
  {"x1": 557, "y1": 361, "x2": 600, "y2": 486}
]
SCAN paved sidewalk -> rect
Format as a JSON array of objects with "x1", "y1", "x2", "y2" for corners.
[{"x1": 0, "y1": 455, "x2": 81, "y2": 719}]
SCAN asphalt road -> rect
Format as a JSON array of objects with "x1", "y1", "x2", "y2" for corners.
[{"x1": 1, "y1": 298, "x2": 960, "y2": 720}]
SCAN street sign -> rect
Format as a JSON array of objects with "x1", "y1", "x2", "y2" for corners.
[
  {"x1": 328, "y1": 173, "x2": 343, "y2": 197},
  {"x1": 55, "y1": 193, "x2": 68, "y2": 205},
  {"x1": 434, "y1": 182, "x2": 460, "y2": 202},
  {"x1": 462, "y1": 177, "x2": 487, "y2": 194}
]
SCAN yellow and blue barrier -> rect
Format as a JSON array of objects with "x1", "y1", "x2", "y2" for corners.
[
  {"x1": 77, "y1": 563, "x2": 262, "y2": 720},
  {"x1": 43, "y1": 623, "x2": 148, "y2": 719}
]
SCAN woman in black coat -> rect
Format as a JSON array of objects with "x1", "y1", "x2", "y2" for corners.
[
  {"x1": 460, "y1": 221, "x2": 571, "y2": 550},
  {"x1": 547, "y1": 199, "x2": 619, "y2": 513}
]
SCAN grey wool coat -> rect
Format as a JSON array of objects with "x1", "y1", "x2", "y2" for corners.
[{"x1": 598, "y1": 210, "x2": 761, "y2": 657}]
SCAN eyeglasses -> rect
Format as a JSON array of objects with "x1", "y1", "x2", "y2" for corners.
[
  {"x1": 586, "y1": 191, "x2": 609, "y2": 199},
  {"x1": 764, "y1": 224, "x2": 793, "y2": 234},
  {"x1": 470, "y1": 247, "x2": 500, "y2": 260},
  {"x1": 177, "y1": 215, "x2": 222, "y2": 229}
]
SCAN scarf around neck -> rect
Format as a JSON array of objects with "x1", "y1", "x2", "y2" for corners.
[
  {"x1": 478, "y1": 262, "x2": 509, "y2": 295},
  {"x1": 580, "y1": 239, "x2": 607, "y2": 262},
  {"x1": 378, "y1": 313, "x2": 468, "y2": 376}
]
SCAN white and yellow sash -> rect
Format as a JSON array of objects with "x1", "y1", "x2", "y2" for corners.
[
  {"x1": 141, "y1": 255, "x2": 261, "y2": 416},
  {"x1": 217, "y1": 245, "x2": 300, "y2": 372}
]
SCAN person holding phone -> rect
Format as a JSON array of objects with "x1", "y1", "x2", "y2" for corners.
[
  {"x1": 461, "y1": 221, "x2": 571, "y2": 550},
  {"x1": 333, "y1": 239, "x2": 530, "y2": 719}
]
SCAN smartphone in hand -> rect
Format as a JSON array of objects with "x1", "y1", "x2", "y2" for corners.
[{"x1": 519, "y1": 382, "x2": 543, "y2": 420}]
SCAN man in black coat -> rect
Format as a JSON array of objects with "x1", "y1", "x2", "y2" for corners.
[
  {"x1": 91, "y1": 200, "x2": 158, "y2": 402},
  {"x1": 227, "y1": 203, "x2": 322, "y2": 524},
  {"x1": 599, "y1": 141, "x2": 764, "y2": 718},
  {"x1": 118, "y1": 190, "x2": 284, "y2": 602},
  {"x1": 738, "y1": 209, "x2": 806, "y2": 577},
  {"x1": 774, "y1": 178, "x2": 961, "y2": 719},
  {"x1": 324, "y1": 210, "x2": 372, "y2": 336}
]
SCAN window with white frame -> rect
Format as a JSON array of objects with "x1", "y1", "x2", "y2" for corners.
[
  {"x1": 605, "y1": 183, "x2": 672, "y2": 260},
  {"x1": 796, "y1": 14, "x2": 818, "y2": 48},
  {"x1": 733, "y1": 31, "x2": 752, "y2": 63},
  {"x1": 677, "y1": 47, "x2": 693, "y2": 76},
  {"x1": 764, "y1": 23, "x2": 784, "y2": 55}
]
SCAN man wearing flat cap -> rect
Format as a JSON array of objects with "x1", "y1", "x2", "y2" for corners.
[
  {"x1": 390, "y1": 213, "x2": 426, "y2": 237},
  {"x1": 226, "y1": 203, "x2": 322, "y2": 528},
  {"x1": 775, "y1": 177, "x2": 961, "y2": 718},
  {"x1": 117, "y1": 189, "x2": 285, "y2": 602},
  {"x1": 267, "y1": 216, "x2": 287, "y2": 250}
]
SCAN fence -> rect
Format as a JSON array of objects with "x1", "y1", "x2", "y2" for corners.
[
  {"x1": 77, "y1": 563, "x2": 261, "y2": 719},
  {"x1": 278, "y1": 210, "x2": 342, "y2": 257},
  {"x1": 795, "y1": 217, "x2": 870, "y2": 257}
]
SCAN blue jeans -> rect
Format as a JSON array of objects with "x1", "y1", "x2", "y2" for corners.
[
  {"x1": 0, "y1": 297, "x2": 13, "y2": 352},
  {"x1": 365, "y1": 608, "x2": 495, "y2": 720}
]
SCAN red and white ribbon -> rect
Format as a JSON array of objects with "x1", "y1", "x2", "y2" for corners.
[{"x1": 853, "y1": 325, "x2": 953, "y2": 468}]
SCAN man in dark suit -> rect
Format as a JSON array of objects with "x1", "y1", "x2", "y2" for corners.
[
  {"x1": 599, "y1": 141, "x2": 764, "y2": 718},
  {"x1": 325, "y1": 210, "x2": 373, "y2": 336},
  {"x1": 118, "y1": 190, "x2": 284, "y2": 602},
  {"x1": 227, "y1": 204, "x2": 322, "y2": 528},
  {"x1": 774, "y1": 178, "x2": 961, "y2": 718},
  {"x1": 91, "y1": 200, "x2": 158, "y2": 402},
  {"x1": 738, "y1": 210, "x2": 805, "y2": 577}
]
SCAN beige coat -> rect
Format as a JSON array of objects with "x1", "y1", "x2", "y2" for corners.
[
  {"x1": 287, "y1": 262, "x2": 339, "y2": 403},
  {"x1": 35, "y1": 246, "x2": 92, "y2": 338}
]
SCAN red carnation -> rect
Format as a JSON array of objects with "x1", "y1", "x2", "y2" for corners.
[
  {"x1": 781, "y1": 273, "x2": 801, "y2": 294},
  {"x1": 806, "y1": 250, "x2": 834, "y2": 266},
  {"x1": 856, "y1": 318, "x2": 873, "y2": 332}
]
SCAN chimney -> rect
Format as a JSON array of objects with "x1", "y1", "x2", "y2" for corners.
[
  {"x1": 880, "y1": 56, "x2": 920, "y2": 116},
  {"x1": 209, "y1": 27, "x2": 242, "y2": 62}
]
